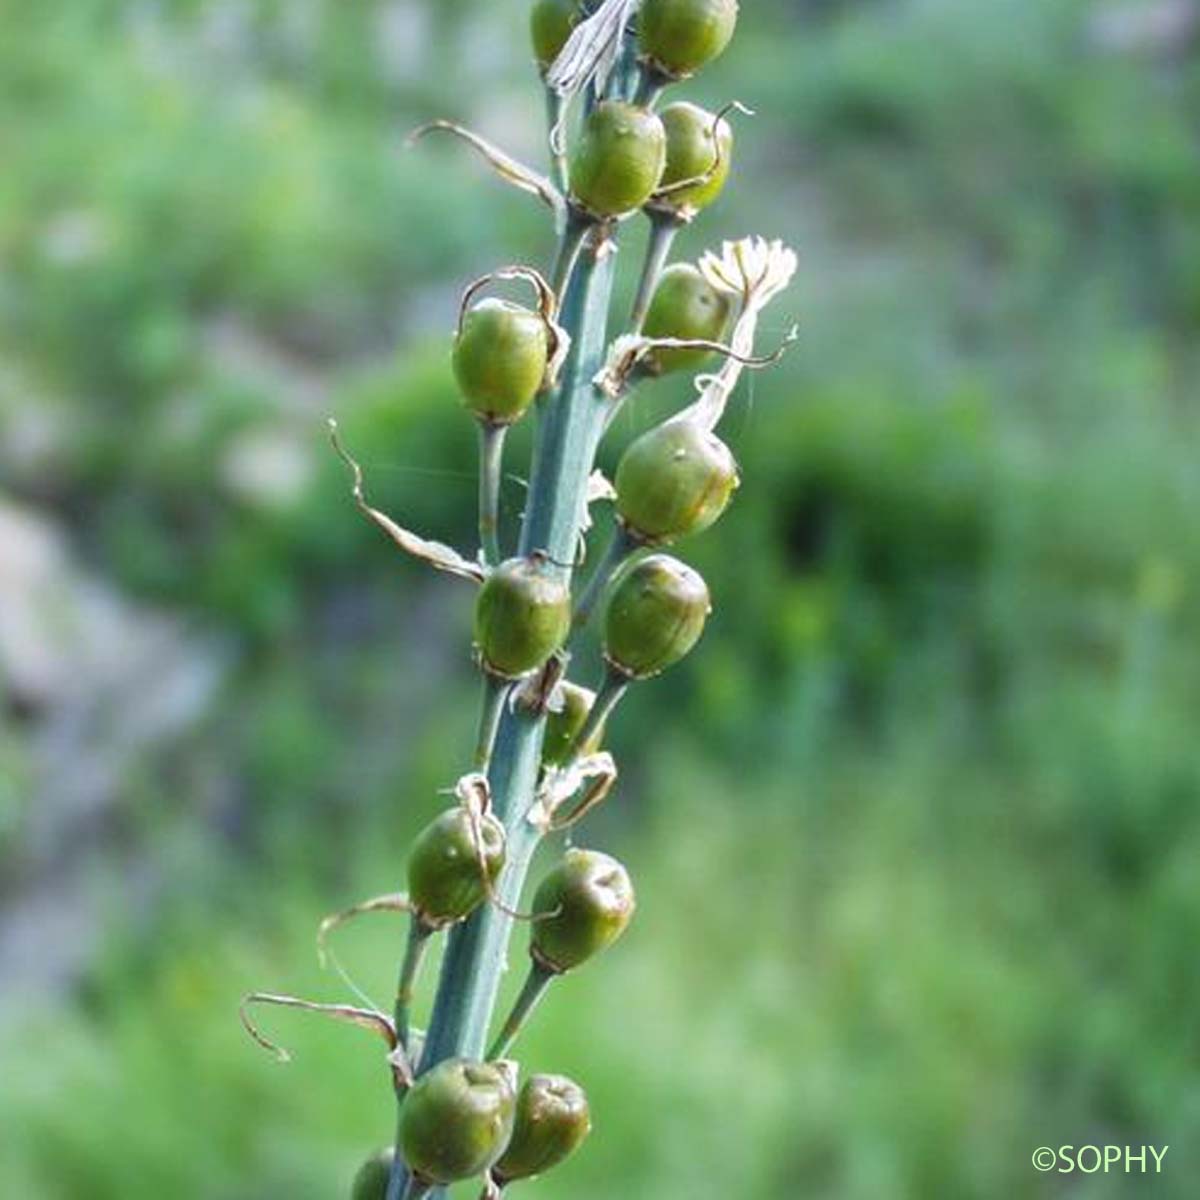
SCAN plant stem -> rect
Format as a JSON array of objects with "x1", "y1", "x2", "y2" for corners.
[
  {"x1": 629, "y1": 210, "x2": 680, "y2": 333},
  {"x1": 633, "y1": 63, "x2": 668, "y2": 108},
  {"x1": 569, "y1": 666, "x2": 630, "y2": 763},
  {"x1": 394, "y1": 919, "x2": 432, "y2": 1052},
  {"x1": 477, "y1": 421, "x2": 507, "y2": 566},
  {"x1": 550, "y1": 207, "x2": 592, "y2": 298},
  {"x1": 388, "y1": 199, "x2": 620, "y2": 1200},
  {"x1": 572, "y1": 522, "x2": 639, "y2": 630},
  {"x1": 474, "y1": 674, "x2": 512, "y2": 773},
  {"x1": 487, "y1": 963, "x2": 555, "y2": 1060}
]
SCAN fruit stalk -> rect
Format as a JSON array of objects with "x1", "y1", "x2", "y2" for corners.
[
  {"x1": 394, "y1": 920, "x2": 432, "y2": 1050},
  {"x1": 569, "y1": 668, "x2": 630, "y2": 762},
  {"x1": 572, "y1": 522, "x2": 640, "y2": 628},
  {"x1": 487, "y1": 963, "x2": 555, "y2": 1060},
  {"x1": 629, "y1": 212, "x2": 679, "y2": 332},
  {"x1": 477, "y1": 422, "x2": 507, "y2": 565}
]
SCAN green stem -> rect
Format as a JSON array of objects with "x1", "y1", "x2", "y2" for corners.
[
  {"x1": 388, "y1": 34, "x2": 635, "y2": 1193},
  {"x1": 569, "y1": 666, "x2": 629, "y2": 764},
  {"x1": 633, "y1": 64, "x2": 668, "y2": 108},
  {"x1": 389, "y1": 206, "x2": 620, "y2": 1200},
  {"x1": 572, "y1": 522, "x2": 639, "y2": 631},
  {"x1": 477, "y1": 421, "x2": 507, "y2": 566},
  {"x1": 474, "y1": 674, "x2": 512, "y2": 773},
  {"x1": 487, "y1": 963, "x2": 555, "y2": 1060},
  {"x1": 550, "y1": 207, "x2": 592, "y2": 299},
  {"x1": 629, "y1": 210, "x2": 680, "y2": 333},
  {"x1": 394, "y1": 918, "x2": 433, "y2": 1052}
]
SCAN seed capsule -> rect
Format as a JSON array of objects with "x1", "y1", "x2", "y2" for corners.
[
  {"x1": 656, "y1": 102, "x2": 733, "y2": 215},
  {"x1": 399, "y1": 1058, "x2": 516, "y2": 1185},
  {"x1": 569, "y1": 101, "x2": 667, "y2": 219},
  {"x1": 541, "y1": 681, "x2": 605, "y2": 766},
  {"x1": 493, "y1": 1074, "x2": 592, "y2": 1185},
  {"x1": 453, "y1": 299, "x2": 549, "y2": 426},
  {"x1": 475, "y1": 557, "x2": 572, "y2": 679},
  {"x1": 604, "y1": 554, "x2": 710, "y2": 678},
  {"x1": 641, "y1": 263, "x2": 733, "y2": 375},
  {"x1": 531, "y1": 848, "x2": 636, "y2": 973},
  {"x1": 615, "y1": 418, "x2": 739, "y2": 544},
  {"x1": 350, "y1": 1148, "x2": 394, "y2": 1200},
  {"x1": 531, "y1": 0, "x2": 583, "y2": 71},
  {"x1": 407, "y1": 806, "x2": 506, "y2": 928},
  {"x1": 638, "y1": 0, "x2": 739, "y2": 79}
]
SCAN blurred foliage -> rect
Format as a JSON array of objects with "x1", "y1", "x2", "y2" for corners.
[{"x1": 2, "y1": 0, "x2": 1199, "y2": 1198}]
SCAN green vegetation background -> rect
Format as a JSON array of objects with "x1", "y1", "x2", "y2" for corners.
[{"x1": 1, "y1": 1, "x2": 1198, "y2": 1197}]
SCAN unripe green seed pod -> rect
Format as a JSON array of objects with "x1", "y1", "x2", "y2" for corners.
[
  {"x1": 494, "y1": 1074, "x2": 592, "y2": 1185},
  {"x1": 453, "y1": 299, "x2": 550, "y2": 425},
  {"x1": 641, "y1": 262, "x2": 733, "y2": 375},
  {"x1": 407, "y1": 806, "x2": 506, "y2": 928},
  {"x1": 657, "y1": 102, "x2": 733, "y2": 214},
  {"x1": 615, "y1": 418, "x2": 738, "y2": 543},
  {"x1": 569, "y1": 101, "x2": 667, "y2": 218},
  {"x1": 531, "y1": 0, "x2": 583, "y2": 70},
  {"x1": 639, "y1": 0, "x2": 739, "y2": 79},
  {"x1": 541, "y1": 681, "x2": 604, "y2": 766},
  {"x1": 604, "y1": 553, "x2": 710, "y2": 678},
  {"x1": 350, "y1": 1148, "x2": 394, "y2": 1200},
  {"x1": 474, "y1": 557, "x2": 571, "y2": 679},
  {"x1": 531, "y1": 848, "x2": 636, "y2": 973},
  {"x1": 399, "y1": 1058, "x2": 516, "y2": 1185}
]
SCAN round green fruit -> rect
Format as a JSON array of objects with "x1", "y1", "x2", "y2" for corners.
[
  {"x1": 453, "y1": 299, "x2": 549, "y2": 425},
  {"x1": 639, "y1": 0, "x2": 739, "y2": 79},
  {"x1": 656, "y1": 101, "x2": 733, "y2": 214},
  {"x1": 350, "y1": 1148, "x2": 394, "y2": 1200},
  {"x1": 407, "y1": 806, "x2": 506, "y2": 928},
  {"x1": 531, "y1": 0, "x2": 583, "y2": 70},
  {"x1": 531, "y1": 848, "x2": 636, "y2": 973},
  {"x1": 542, "y1": 681, "x2": 605, "y2": 766},
  {"x1": 569, "y1": 101, "x2": 667, "y2": 218},
  {"x1": 603, "y1": 553, "x2": 710, "y2": 678},
  {"x1": 399, "y1": 1058, "x2": 516, "y2": 1185},
  {"x1": 641, "y1": 263, "x2": 733, "y2": 375},
  {"x1": 615, "y1": 418, "x2": 738, "y2": 543},
  {"x1": 474, "y1": 557, "x2": 572, "y2": 679},
  {"x1": 493, "y1": 1074, "x2": 591, "y2": 1184}
]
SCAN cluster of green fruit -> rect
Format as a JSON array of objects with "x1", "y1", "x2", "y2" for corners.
[
  {"x1": 343, "y1": 2, "x2": 747, "y2": 1196},
  {"x1": 354, "y1": 840, "x2": 631, "y2": 1197}
]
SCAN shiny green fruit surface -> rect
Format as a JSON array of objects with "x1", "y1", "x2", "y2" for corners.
[
  {"x1": 641, "y1": 263, "x2": 733, "y2": 374},
  {"x1": 531, "y1": 0, "x2": 583, "y2": 69},
  {"x1": 474, "y1": 557, "x2": 571, "y2": 679},
  {"x1": 569, "y1": 101, "x2": 667, "y2": 218},
  {"x1": 494, "y1": 1074, "x2": 591, "y2": 1183},
  {"x1": 400, "y1": 1058, "x2": 516, "y2": 1184},
  {"x1": 350, "y1": 1148, "x2": 393, "y2": 1200},
  {"x1": 615, "y1": 418, "x2": 738, "y2": 543},
  {"x1": 407, "y1": 806, "x2": 505, "y2": 927},
  {"x1": 531, "y1": 848, "x2": 636, "y2": 973},
  {"x1": 639, "y1": 0, "x2": 739, "y2": 78},
  {"x1": 603, "y1": 553, "x2": 710, "y2": 678},
  {"x1": 657, "y1": 101, "x2": 733, "y2": 213},
  {"x1": 453, "y1": 299, "x2": 549, "y2": 425},
  {"x1": 541, "y1": 681, "x2": 604, "y2": 766}
]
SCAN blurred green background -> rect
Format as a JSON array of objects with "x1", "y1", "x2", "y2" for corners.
[{"x1": 2, "y1": 0, "x2": 1198, "y2": 1196}]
